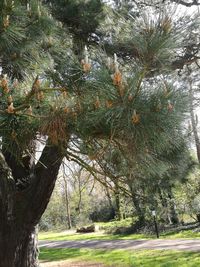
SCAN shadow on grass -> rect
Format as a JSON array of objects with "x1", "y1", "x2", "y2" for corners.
[
  {"x1": 39, "y1": 232, "x2": 152, "y2": 242},
  {"x1": 39, "y1": 248, "x2": 200, "y2": 267},
  {"x1": 39, "y1": 248, "x2": 131, "y2": 266},
  {"x1": 39, "y1": 248, "x2": 83, "y2": 262}
]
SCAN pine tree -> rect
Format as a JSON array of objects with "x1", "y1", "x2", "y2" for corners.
[
  {"x1": 47, "y1": 0, "x2": 104, "y2": 55},
  {"x1": 0, "y1": 1, "x2": 62, "y2": 266},
  {"x1": 0, "y1": 1, "x2": 199, "y2": 266}
]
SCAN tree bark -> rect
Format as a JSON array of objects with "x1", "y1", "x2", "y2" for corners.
[
  {"x1": 128, "y1": 181, "x2": 145, "y2": 226},
  {"x1": 158, "y1": 187, "x2": 173, "y2": 224},
  {"x1": 114, "y1": 181, "x2": 123, "y2": 221},
  {"x1": 14, "y1": 226, "x2": 39, "y2": 267},
  {"x1": 131, "y1": 193, "x2": 145, "y2": 226},
  {"x1": 0, "y1": 224, "x2": 39, "y2": 267},
  {"x1": 0, "y1": 226, "x2": 17, "y2": 267},
  {"x1": 168, "y1": 189, "x2": 179, "y2": 225},
  {"x1": 0, "y1": 153, "x2": 17, "y2": 267},
  {"x1": 104, "y1": 177, "x2": 114, "y2": 209},
  {"x1": 196, "y1": 214, "x2": 200, "y2": 223},
  {"x1": 63, "y1": 174, "x2": 72, "y2": 229},
  {"x1": 189, "y1": 79, "x2": 200, "y2": 163},
  {"x1": 0, "y1": 142, "x2": 64, "y2": 267}
]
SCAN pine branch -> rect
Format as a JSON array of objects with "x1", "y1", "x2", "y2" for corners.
[{"x1": 66, "y1": 150, "x2": 132, "y2": 196}]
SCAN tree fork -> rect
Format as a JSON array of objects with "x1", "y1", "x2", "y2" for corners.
[{"x1": 0, "y1": 142, "x2": 65, "y2": 267}]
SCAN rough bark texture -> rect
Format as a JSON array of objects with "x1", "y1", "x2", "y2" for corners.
[
  {"x1": 0, "y1": 142, "x2": 64, "y2": 267},
  {"x1": 14, "y1": 226, "x2": 39, "y2": 267},
  {"x1": 0, "y1": 153, "x2": 17, "y2": 267}
]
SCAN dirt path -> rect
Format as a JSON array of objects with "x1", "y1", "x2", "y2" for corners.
[{"x1": 39, "y1": 239, "x2": 200, "y2": 251}]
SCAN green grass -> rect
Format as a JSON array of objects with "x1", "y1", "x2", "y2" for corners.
[
  {"x1": 39, "y1": 231, "x2": 150, "y2": 241},
  {"x1": 161, "y1": 229, "x2": 200, "y2": 239},
  {"x1": 97, "y1": 218, "x2": 134, "y2": 231},
  {"x1": 39, "y1": 218, "x2": 200, "y2": 241},
  {"x1": 39, "y1": 228, "x2": 200, "y2": 241},
  {"x1": 39, "y1": 248, "x2": 200, "y2": 267}
]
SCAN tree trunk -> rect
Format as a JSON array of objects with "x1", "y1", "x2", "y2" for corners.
[
  {"x1": 168, "y1": 189, "x2": 179, "y2": 225},
  {"x1": 0, "y1": 224, "x2": 39, "y2": 267},
  {"x1": 63, "y1": 175, "x2": 72, "y2": 229},
  {"x1": 0, "y1": 153, "x2": 17, "y2": 267},
  {"x1": 196, "y1": 214, "x2": 200, "y2": 223},
  {"x1": 128, "y1": 181, "x2": 145, "y2": 227},
  {"x1": 105, "y1": 183, "x2": 113, "y2": 209},
  {"x1": 131, "y1": 193, "x2": 145, "y2": 226},
  {"x1": 0, "y1": 227, "x2": 17, "y2": 267},
  {"x1": 0, "y1": 142, "x2": 64, "y2": 267},
  {"x1": 14, "y1": 226, "x2": 39, "y2": 267},
  {"x1": 189, "y1": 79, "x2": 200, "y2": 163},
  {"x1": 114, "y1": 181, "x2": 123, "y2": 221},
  {"x1": 158, "y1": 187, "x2": 172, "y2": 224}
]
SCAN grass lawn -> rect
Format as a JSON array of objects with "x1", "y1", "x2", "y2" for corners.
[
  {"x1": 161, "y1": 230, "x2": 200, "y2": 239},
  {"x1": 39, "y1": 229, "x2": 200, "y2": 241},
  {"x1": 39, "y1": 218, "x2": 200, "y2": 241},
  {"x1": 39, "y1": 231, "x2": 150, "y2": 241},
  {"x1": 39, "y1": 220, "x2": 200, "y2": 266},
  {"x1": 39, "y1": 248, "x2": 200, "y2": 267}
]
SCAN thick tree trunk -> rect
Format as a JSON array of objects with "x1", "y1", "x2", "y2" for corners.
[
  {"x1": 14, "y1": 226, "x2": 39, "y2": 267},
  {"x1": 0, "y1": 142, "x2": 64, "y2": 267},
  {"x1": 0, "y1": 227, "x2": 17, "y2": 267},
  {"x1": 0, "y1": 153, "x2": 17, "y2": 267},
  {"x1": 0, "y1": 225, "x2": 39, "y2": 267}
]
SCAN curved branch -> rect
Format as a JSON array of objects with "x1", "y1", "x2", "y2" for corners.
[{"x1": 24, "y1": 143, "x2": 64, "y2": 225}]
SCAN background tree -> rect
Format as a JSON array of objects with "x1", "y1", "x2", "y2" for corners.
[{"x1": 174, "y1": 166, "x2": 200, "y2": 222}]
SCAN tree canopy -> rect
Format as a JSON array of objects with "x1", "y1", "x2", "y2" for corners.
[{"x1": 0, "y1": 1, "x2": 200, "y2": 266}]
